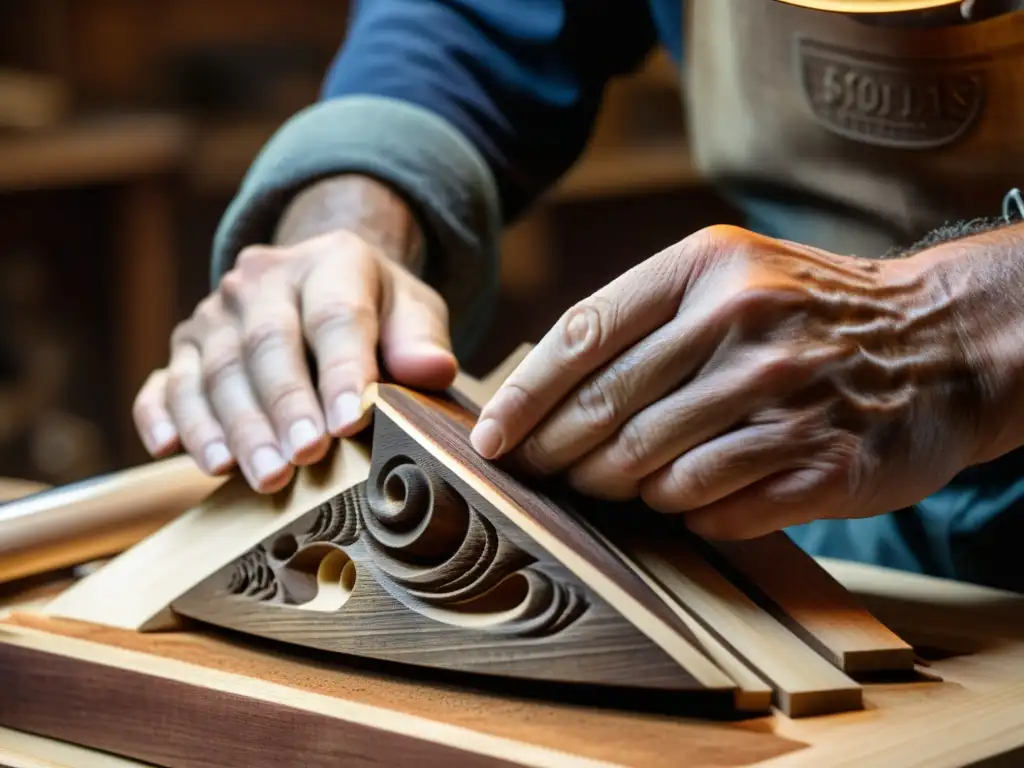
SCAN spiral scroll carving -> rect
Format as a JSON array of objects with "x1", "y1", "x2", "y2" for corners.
[
  {"x1": 224, "y1": 453, "x2": 590, "y2": 638},
  {"x1": 306, "y1": 489, "x2": 364, "y2": 546},
  {"x1": 226, "y1": 546, "x2": 281, "y2": 602}
]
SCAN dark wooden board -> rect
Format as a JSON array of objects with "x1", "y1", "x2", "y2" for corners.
[{"x1": 0, "y1": 615, "x2": 806, "y2": 768}]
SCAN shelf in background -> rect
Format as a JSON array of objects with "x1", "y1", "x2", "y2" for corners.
[{"x1": 0, "y1": 113, "x2": 189, "y2": 191}]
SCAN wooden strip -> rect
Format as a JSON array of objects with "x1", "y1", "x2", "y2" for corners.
[
  {"x1": 0, "y1": 727, "x2": 153, "y2": 768},
  {"x1": 0, "y1": 455, "x2": 224, "y2": 585},
  {"x1": 707, "y1": 536, "x2": 914, "y2": 674},
  {"x1": 374, "y1": 385, "x2": 735, "y2": 691},
  {"x1": 0, "y1": 634, "x2": 531, "y2": 768},
  {"x1": 579, "y1": 527, "x2": 772, "y2": 713},
  {"x1": 750, "y1": 682, "x2": 1024, "y2": 768},
  {"x1": 817, "y1": 557, "x2": 1024, "y2": 642},
  {"x1": 0, "y1": 621, "x2": 804, "y2": 768},
  {"x1": 42, "y1": 440, "x2": 372, "y2": 631},
  {"x1": 624, "y1": 533, "x2": 862, "y2": 718}
]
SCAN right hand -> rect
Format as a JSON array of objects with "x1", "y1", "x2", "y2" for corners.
[{"x1": 132, "y1": 182, "x2": 457, "y2": 494}]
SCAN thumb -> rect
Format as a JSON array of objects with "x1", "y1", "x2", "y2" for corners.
[{"x1": 379, "y1": 274, "x2": 458, "y2": 391}]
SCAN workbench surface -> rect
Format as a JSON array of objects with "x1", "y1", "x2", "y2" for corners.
[{"x1": 0, "y1": 557, "x2": 1021, "y2": 768}]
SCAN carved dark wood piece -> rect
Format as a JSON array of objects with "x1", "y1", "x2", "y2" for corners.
[
  {"x1": 173, "y1": 384, "x2": 911, "y2": 716},
  {"x1": 173, "y1": 390, "x2": 725, "y2": 693}
]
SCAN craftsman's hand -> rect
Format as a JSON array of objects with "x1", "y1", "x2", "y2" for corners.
[
  {"x1": 471, "y1": 225, "x2": 991, "y2": 539},
  {"x1": 133, "y1": 175, "x2": 456, "y2": 493}
]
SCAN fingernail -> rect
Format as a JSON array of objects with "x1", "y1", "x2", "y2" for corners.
[
  {"x1": 471, "y1": 418, "x2": 504, "y2": 459},
  {"x1": 329, "y1": 392, "x2": 364, "y2": 433},
  {"x1": 410, "y1": 340, "x2": 454, "y2": 359},
  {"x1": 251, "y1": 445, "x2": 288, "y2": 483},
  {"x1": 288, "y1": 419, "x2": 321, "y2": 456},
  {"x1": 203, "y1": 441, "x2": 232, "y2": 473},
  {"x1": 150, "y1": 421, "x2": 176, "y2": 450}
]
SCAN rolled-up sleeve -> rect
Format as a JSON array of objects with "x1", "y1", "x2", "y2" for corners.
[{"x1": 211, "y1": 0, "x2": 656, "y2": 359}]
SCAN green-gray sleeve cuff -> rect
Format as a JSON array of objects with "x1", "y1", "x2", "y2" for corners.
[{"x1": 210, "y1": 95, "x2": 502, "y2": 361}]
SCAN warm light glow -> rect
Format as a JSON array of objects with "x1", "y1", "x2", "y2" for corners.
[{"x1": 776, "y1": 0, "x2": 961, "y2": 12}]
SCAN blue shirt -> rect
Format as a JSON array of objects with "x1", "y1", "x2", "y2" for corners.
[
  {"x1": 322, "y1": 0, "x2": 680, "y2": 223},
  {"x1": 294, "y1": 0, "x2": 1024, "y2": 592}
]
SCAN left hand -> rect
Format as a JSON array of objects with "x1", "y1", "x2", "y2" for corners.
[{"x1": 470, "y1": 225, "x2": 986, "y2": 539}]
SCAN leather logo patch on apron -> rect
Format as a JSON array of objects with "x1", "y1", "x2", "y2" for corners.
[{"x1": 797, "y1": 38, "x2": 987, "y2": 149}]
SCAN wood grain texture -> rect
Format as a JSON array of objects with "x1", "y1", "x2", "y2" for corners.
[
  {"x1": 173, "y1": 397, "x2": 736, "y2": 698},
  {"x1": 0, "y1": 634, "x2": 527, "y2": 768},
  {"x1": 43, "y1": 439, "x2": 372, "y2": 631},
  {"x1": 750, "y1": 682, "x2": 1024, "y2": 768},
  {"x1": 609, "y1": 526, "x2": 862, "y2": 717},
  {"x1": 377, "y1": 386, "x2": 870, "y2": 716},
  {"x1": 4, "y1": 557, "x2": 1024, "y2": 768},
  {"x1": 0, "y1": 617, "x2": 804, "y2": 768},
  {"x1": 374, "y1": 387, "x2": 733, "y2": 685},
  {"x1": 707, "y1": 535, "x2": 914, "y2": 674}
]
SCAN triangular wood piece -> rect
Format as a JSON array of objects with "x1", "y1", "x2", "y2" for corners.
[
  {"x1": 43, "y1": 440, "x2": 373, "y2": 632},
  {"x1": 173, "y1": 385, "x2": 740, "y2": 701}
]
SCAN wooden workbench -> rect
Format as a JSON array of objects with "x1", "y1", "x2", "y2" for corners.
[{"x1": 0, "y1": 554, "x2": 1021, "y2": 767}]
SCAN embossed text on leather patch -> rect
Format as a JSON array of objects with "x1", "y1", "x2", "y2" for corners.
[{"x1": 797, "y1": 38, "x2": 987, "y2": 149}]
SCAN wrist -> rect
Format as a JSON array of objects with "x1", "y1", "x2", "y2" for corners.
[
  {"x1": 902, "y1": 224, "x2": 1024, "y2": 464},
  {"x1": 273, "y1": 174, "x2": 425, "y2": 274}
]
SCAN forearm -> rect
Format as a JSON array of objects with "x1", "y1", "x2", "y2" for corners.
[{"x1": 274, "y1": 174, "x2": 425, "y2": 275}]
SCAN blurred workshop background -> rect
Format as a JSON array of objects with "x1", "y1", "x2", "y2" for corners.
[{"x1": 0, "y1": 0, "x2": 741, "y2": 486}]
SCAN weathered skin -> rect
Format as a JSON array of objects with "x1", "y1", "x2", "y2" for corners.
[
  {"x1": 132, "y1": 175, "x2": 457, "y2": 493},
  {"x1": 471, "y1": 223, "x2": 1024, "y2": 540}
]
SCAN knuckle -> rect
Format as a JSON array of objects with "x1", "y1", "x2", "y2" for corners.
[
  {"x1": 235, "y1": 244, "x2": 279, "y2": 272},
  {"x1": 663, "y1": 457, "x2": 714, "y2": 512},
  {"x1": 165, "y1": 365, "x2": 198, "y2": 404},
  {"x1": 518, "y1": 436, "x2": 556, "y2": 474},
  {"x1": 612, "y1": 420, "x2": 650, "y2": 476},
  {"x1": 684, "y1": 224, "x2": 752, "y2": 260},
  {"x1": 558, "y1": 298, "x2": 611, "y2": 363},
  {"x1": 241, "y1": 319, "x2": 296, "y2": 361},
  {"x1": 224, "y1": 416, "x2": 276, "y2": 452},
  {"x1": 201, "y1": 347, "x2": 244, "y2": 393},
  {"x1": 131, "y1": 376, "x2": 163, "y2": 421},
  {"x1": 316, "y1": 359, "x2": 367, "y2": 396},
  {"x1": 170, "y1": 320, "x2": 193, "y2": 349},
  {"x1": 303, "y1": 300, "x2": 376, "y2": 339},
  {"x1": 193, "y1": 294, "x2": 225, "y2": 326},
  {"x1": 263, "y1": 383, "x2": 311, "y2": 417},
  {"x1": 575, "y1": 374, "x2": 623, "y2": 432},
  {"x1": 752, "y1": 348, "x2": 799, "y2": 384},
  {"x1": 498, "y1": 381, "x2": 542, "y2": 415},
  {"x1": 217, "y1": 268, "x2": 247, "y2": 302},
  {"x1": 178, "y1": 423, "x2": 215, "y2": 452}
]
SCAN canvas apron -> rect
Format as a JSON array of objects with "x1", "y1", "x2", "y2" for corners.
[{"x1": 683, "y1": 0, "x2": 1024, "y2": 590}]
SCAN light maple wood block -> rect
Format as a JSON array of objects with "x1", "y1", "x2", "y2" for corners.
[{"x1": 42, "y1": 440, "x2": 371, "y2": 632}]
